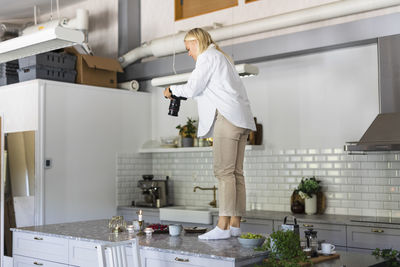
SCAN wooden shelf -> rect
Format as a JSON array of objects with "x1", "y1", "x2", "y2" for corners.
[{"x1": 138, "y1": 145, "x2": 264, "y2": 153}]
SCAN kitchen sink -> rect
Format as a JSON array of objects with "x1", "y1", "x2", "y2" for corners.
[{"x1": 159, "y1": 206, "x2": 218, "y2": 224}]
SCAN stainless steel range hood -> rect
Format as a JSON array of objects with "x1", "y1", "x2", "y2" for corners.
[{"x1": 345, "y1": 35, "x2": 400, "y2": 152}]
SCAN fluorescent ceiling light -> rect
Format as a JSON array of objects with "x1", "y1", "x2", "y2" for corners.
[
  {"x1": 151, "y1": 63, "x2": 259, "y2": 87},
  {"x1": 0, "y1": 26, "x2": 85, "y2": 64}
]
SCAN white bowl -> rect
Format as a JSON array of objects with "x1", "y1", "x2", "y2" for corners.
[{"x1": 237, "y1": 237, "x2": 265, "y2": 248}]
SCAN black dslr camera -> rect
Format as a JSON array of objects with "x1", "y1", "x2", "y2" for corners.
[{"x1": 168, "y1": 94, "x2": 187, "y2": 116}]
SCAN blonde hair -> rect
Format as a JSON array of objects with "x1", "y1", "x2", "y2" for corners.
[{"x1": 184, "y1": 28, "x2": 233, "y2": 63}]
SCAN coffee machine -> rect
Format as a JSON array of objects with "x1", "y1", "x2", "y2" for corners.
[{"x1": 134, "y1": 176, "x2": 169, "y2": 208}]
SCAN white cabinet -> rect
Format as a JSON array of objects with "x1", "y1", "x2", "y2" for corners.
[
  {"x1": 0, "y1": 80, "x2": 151, "y2": 225},
  {"x1": 13, "y1": 255, "x2": 68, "y2": 267},
  {"x1": 347, "y1": 226, "x2": 400, "y2": 250},
  {"x1": 13, "y1": 232, "x2": 69, "y2": 264},
  {"x1": 141, "y1": 249, "x2": 235, "y2": 267},
  {"x1": 68, "y1": 239, "x2": 99, "y2": 267}
]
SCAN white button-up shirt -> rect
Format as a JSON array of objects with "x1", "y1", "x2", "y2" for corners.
[{"x1": 170, "y1": 44, "x2": 256, "y2": 138}]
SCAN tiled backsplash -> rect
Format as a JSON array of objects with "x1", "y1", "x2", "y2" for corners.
[{"x1": 117, "y1": 148, "x2": 400, "y2": 218}]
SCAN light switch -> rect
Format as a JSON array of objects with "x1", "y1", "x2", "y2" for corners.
[{"x1": 45, "y1": 159, "x2": 52, "y2": 169}]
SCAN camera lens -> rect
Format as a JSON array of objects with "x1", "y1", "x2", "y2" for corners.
[{"x1": 168, "y1": 98, "x2": 181, "y2": 116}]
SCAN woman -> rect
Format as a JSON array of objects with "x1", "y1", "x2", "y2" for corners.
[{"x1": 164, "y1": 28, "x2": 256, "y2": 240}]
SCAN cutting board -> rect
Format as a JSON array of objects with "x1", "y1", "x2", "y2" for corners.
[
  {"x1": 302, "y1": 253, "x2": 340, "y2": 266},
  {"x1": 264, "y1": 253, "x2": 340, "y2": 266}
]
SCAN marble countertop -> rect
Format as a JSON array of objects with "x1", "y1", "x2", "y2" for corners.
[
  {"x1": 118, "y1": 206, "x2": 400, "y2": 229},
  {"x1": 11, "y1": 219, "x2": 268, "y2": 262}
]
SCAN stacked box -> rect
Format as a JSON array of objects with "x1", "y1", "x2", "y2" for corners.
[
  {"x1": 18, "y1": 51, "x2": 77, "y2": 83},
  {"x1": 0, "y1": 60, "x2": 19, "y2": 86}
]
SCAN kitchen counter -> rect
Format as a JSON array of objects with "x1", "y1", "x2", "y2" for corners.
[
  {"x1": 11, "y1": 219, "x2": 268, "y2": 263},
  {"x1": 118, "y1": 205, "x2": 400, "y2": 229}
]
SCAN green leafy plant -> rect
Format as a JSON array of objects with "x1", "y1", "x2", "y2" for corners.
[
  {"x1": 296, "y1": 176, "x2": 321, "y2": 199},
  {"x1": 372, "y1": 248, "x2": 400, "y2": 267},
  {"x1": 176, "y1": 117, "x2": 197, "y2": 138},
  {"x1": 255, "y1": 230, "x2": 308, "y2": 267}
]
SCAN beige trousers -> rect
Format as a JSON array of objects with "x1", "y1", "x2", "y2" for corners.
[{"x1": 213, "y1": 111, "x2": 250, "y2": 217}]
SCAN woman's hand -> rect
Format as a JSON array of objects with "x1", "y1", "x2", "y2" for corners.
[{"x1": 164, "y1": 87, "x2": 172, "y2": 99}]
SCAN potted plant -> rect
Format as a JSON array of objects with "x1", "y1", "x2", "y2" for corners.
[
  {"x1": 256, "y1": 230, "x2": 308, "y2": 267},
  {"x1": 176, "y1": 117, "x2": 197, "y2": 147},
  {"x1": 296, "y1": 176, "x2": 321, "y2": 215},
  {"x1": 372, "y1": 248, "x2": 400, "y2": 267}
]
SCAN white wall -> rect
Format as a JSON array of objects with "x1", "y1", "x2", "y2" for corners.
[
  {"x1": 149, "y1": 44, "x2": 379, "y2": 149},
  {"x1": 39, "y1": 0, "x2": 119, "y2": 57},
  {"x1": 141, "y1": 0, "x2": 400, "y2": 47}
]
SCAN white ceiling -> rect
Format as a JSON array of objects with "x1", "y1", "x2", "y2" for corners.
[{"x1": 0, "y1": 0, "x2": 84, "y2": 21}]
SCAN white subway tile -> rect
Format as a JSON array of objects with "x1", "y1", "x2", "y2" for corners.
[
  {"x1": 308, "y1": 149, "x2": 319, "y2": 154},
  {"x1": 361, "y1": 162, "x2": 376, "y2": 169},
  {"x1": 390, "y1": 162, "x2": 400, "y2": 169},
  {"x1": 384, "y1": 202, "x2": 399, "y2": 209},
  {"x1": 290, "y1": 170, "x2": 302, "y2": 176},
  {"x1": 285, "y1": 163, "x2": 296, "y2": 169},
  {"x1": 302, "y1": 170, "x2": 314, "y2": 176},
  {"x1": 347, "y1": 163, "x2": 361, "y2": 169},
  {"x1": 375, "y1": 194, "x2": 391, "y2": 201},
  {"x1": 369, "y1": 201, "x2": 383, "y2": 209},
  {"x1": 341, "y1": 200, "x2": 355, "y2": 208},
  {"x1": 362, "y1": 209, "x2": 377, "y2": 217},
  {"x1": 321, "y1": 149, "x2": 333, "y2": 154},
  {"x1": 355, "y1": 201, "x2": 369, "y2": 208},
  {"x1": 285, "y1": 149, "x2": 296, "y2": 155},
  {"x1": 321, "y1": 163, "x2": 333, "y2": 169},
  {"x1": 362, "y1": 193, "x2": 376, "y2": 200},
  {"x1": 296, "y1": 163, "x2": 308, "y2": 169},
  {"x1": 362, "y1": 178, "x2": 376, "y2": 185},
  {"x1": 290, "y1": 156, "x2": 302, "y2": 162},
  {"x1": 334, "y1": 148, "x2": 344, "y2": 154},
  {"x1": 376, "y1": 210, "x2": 392, "y2": 217},
  {"x1": 341, "y1": 185, "x2": 354, "y2": 192},
  {"x1": 302, "y1": 156, "x2": 313, "y2": 162},
  {"x1": 308, "y1": 163, "x2": 319, "y2": 169},
  {"x1": 327, "y1": 156, "x2": 340, "y2": 161},
  {"x1": 348, "y1": 208, "x2": 362, "y2": 216},
  {"x1": 314, "y1": 156, "x2": 327, "y2": 161},
  {"x1": 368, "y1": 186, "x2": 384, "y2": 193},
  {"x1": 314, "y1": 170, "x2": 327, "y2": 176},
  {"x1": 334, "y1": 163, "x2": 346, "y2": 169},
  {"x1": 327, "y1": 170, "x2": 340, "y2": 176},
  {"x1": 347, "y1": 177, "x2": 362, "y2": 184}
]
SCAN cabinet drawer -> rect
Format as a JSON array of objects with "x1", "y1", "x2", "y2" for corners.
[
  {"x1": 347, "y1": 226, "x2": 400, "y2": 250},
  {"x1": 68, "y1": 240, "x2": 99, "y2": 267},
  {"x1": 13, "y1": 232, "x2": 68, "y2": 264},
  {"x1": 299, "y1": 222, "x2": 346, "y2": 247},
  {"x1": 141, "y1": 249, "x2": 234, "y2": 267},
  {"x1": 13, "y1": 255, "x2": 68, "y2": 267},
  {"x1": 240, "y1": 218, "x2": 274, "y2": 235}
]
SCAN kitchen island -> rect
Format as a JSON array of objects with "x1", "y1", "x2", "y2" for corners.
[{"x1": 11, "y1": 219, "x2": 267, "y2": 267}]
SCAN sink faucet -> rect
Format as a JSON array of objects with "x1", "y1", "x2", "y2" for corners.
[{"x1": 193, "y1": 185, "x2": 217, "y2": 208}]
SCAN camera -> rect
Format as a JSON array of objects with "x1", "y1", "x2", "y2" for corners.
[{"x1": 168, "y1": 94, "x2": 187, "y2": 116}]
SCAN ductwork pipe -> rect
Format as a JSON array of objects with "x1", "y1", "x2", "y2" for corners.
[{"x1": 119, "y1": 0, "x2": 400, "y2": 68}]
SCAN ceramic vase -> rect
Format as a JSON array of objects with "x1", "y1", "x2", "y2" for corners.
[
  {"x1": 182, "y1": 137, "x2": 194, "y2": 147},
  {"x1": 305, "y1": 194, "x2": 317, "y2": 215}
]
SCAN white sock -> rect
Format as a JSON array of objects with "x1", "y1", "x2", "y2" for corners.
[
  {"x1": 230, "y1": 226, "x2": 241, "y2": 237},
  {"x1": 198, "y1": 226, "x2": 231, "y2": 240}
]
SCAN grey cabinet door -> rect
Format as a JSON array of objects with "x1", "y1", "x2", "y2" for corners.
[
  {"x1": 347, "y1": 226, "x2": 400, "y2": 250},
  {"x1": 240, "y1": 218, "x2": 274, "y2": 235},
  {"x1": 299, "y1": 222, "x2": 347, "y2": 247}
]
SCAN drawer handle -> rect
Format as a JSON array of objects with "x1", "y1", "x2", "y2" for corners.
[
  {"x1": 175, "y1": 257, "x2": 189, "y2": 262},
  {"x1": 303, "y1": 224, "x2": 314, "y2": 227},
  {"x1": 33, "y1": 262, "x2": 44, "y2": 266},
  {"x1": 34, "y1": 237, "x2": 43, "y2": 241},
  {"x1": 240, "y1": 219, "x2": 247, "y2": 223},
  {"x1": 371, "y1": 229, "x2": 384, "y2": 233}
]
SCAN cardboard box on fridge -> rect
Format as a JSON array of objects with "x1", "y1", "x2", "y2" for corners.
[{"x1": 64, "y1": 47, "x2": 123, "y2": 88}]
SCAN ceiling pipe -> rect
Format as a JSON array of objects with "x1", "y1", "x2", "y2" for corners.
[{"x1": 119, "y1": 0, "x2": 400, "y2": 68}]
